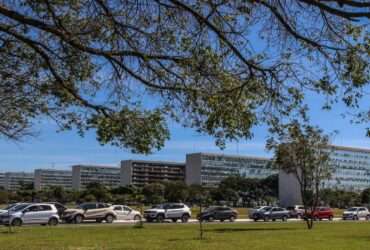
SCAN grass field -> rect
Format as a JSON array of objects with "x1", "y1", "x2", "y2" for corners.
[{"x1": 0, "y1": 221, "x2": 369, "y2": 250}]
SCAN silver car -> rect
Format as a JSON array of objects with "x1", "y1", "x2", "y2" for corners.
[
  {"x1": 342, "y1": 207, "x2": 370, "y2": 220},
  {"x1": 0, "y1": 203, "x2": 59, "y2": 226}
]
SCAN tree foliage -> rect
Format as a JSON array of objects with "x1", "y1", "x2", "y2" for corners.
[
  {"x1": 0, "y1": 1, "x2": 369, "y2": 151},
  {"x1": 267, "y1": 121, "x2": 333, "y2": 229}
]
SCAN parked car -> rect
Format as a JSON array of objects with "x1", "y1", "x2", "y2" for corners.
[
  {"x1": 251, "y1": 206, "x2": 289, "y2": 222},
  {"x1": 197, "y1": 206, "x2": 238, "y2": 222},
  {"x1": 287, "y1": 205, "x2": 305, "y2": 219},
  {"x1": 62, "y1": 203, "x2": 117, "y2": 224},
  {"x1": 144, "y1": 203, "x2": 191, "y2": 223},
  {"x1": 112, "y1": 205, "x2": 141, "y2": 221},
  {"x1": 248, "y1": 206, "x2": 272, "y2": 219},
  {"x1": 342, "y1": 207, "x2": 370, "y2": 220},
  {"x1": 304, "y1": 207, "x2": 334, "y2": 221},
  {"x1": 0, "y1": 203, "x2": 59, "y2": 226}
]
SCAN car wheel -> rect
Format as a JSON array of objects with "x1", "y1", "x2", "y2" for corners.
[
  {"x1": 172, "y1": 218, "x2": 178, "y2": 223},
  {"x1": 156, "y1": 214, "x2": 164, "y2": 223},
  {"x1": 297, "y1": 214, "x2": 302, "y2": 219},
  {"x1": 314, "y1": 216, "x2": 319, "y2": 221},
  {"x1": 366, "y1": 215, "x2": 370, "y2": 221},
  {"x1": 11, "y1": 218, "x2": 22, "y2": 227},
  {"x1": 229, "y1": 215, "x2": 236, "y2": 222},
  {"x1": 134, "y1": 215, "x2": 141, "y2": 221},
  {"x1": 96, "y1": 219, "x2": 103, "y2": 223},
  {"x1": 220, "y1": 219, "x2": 224, "y2": 222},
  {"x1": 353, "y1": 215, "x2": 358, "y2": 221},
  {"x1": 282, "y1": 216, "x2": 287, "y2": 222},
  {"x1": 328, "y1": 215, "x2": 333, "y2": 221},
  {"x1": 146, "y1": 218, "x2": 153, "y2": 223},
  {"x1": 48, "y1": 218, "x2": 59, "y2": 226},
  {"x1": 253, "y1": 218, "x2": 258, "y2": 222},
  {"x1": 105, "y1": 214, "x2": 114, "y2": 223},
  {"x1": 208, "y1": 216, "x2": 214, "y2": 222},
  {"x1": 263, "y1": 216, "x2": 269, "y2": 222},
  {"x1": 74, "y1": 214, "x2": 83, "y2": 224},
  {"x1": 181, "y1": 214, "x2": 190, "y2": 223}
]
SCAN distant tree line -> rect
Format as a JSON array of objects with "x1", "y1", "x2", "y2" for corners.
[
  {"x1": 0, "y1": 175, "x2": 277, "y2": 207},
  {"x1": 1, "y1": 176, "x2": 370, "y2": 209}
]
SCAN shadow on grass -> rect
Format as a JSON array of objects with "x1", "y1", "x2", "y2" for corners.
[{"x1": 205, "y1": 227, "x2": 296, "y2": 233}]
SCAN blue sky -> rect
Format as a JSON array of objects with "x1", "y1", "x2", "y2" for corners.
[{"x1": 0, "y1": 91, "x2": 370, "y2": 172}]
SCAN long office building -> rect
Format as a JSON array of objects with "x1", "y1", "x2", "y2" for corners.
[
  {"x1": 121, "y1": 160, "x2": 186, "y2": 186},
  {"x1": 34, "y1": 169, "x2": 72, "y2": 191},
  {"x1": 185, "y1": 153, "x2": 275, "y2": 187},
  {"x1": 4, "y1": 172, "x2": 34, "y2": 191},
  {"x1": 280, "y1": 145, "x2": 370, "y2": 206},
  {"x1": 72, "y1": 165, "x2": 120, "y2": 190}
]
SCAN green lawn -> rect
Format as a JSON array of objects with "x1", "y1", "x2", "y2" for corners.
[{"x1": 0, "y1": 221, "x2": 369, "y2": 250}]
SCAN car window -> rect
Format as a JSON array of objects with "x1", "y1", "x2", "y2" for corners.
[
  {"x1": 123, "y1": 206, "x2": 132, "y2": 212},
  {"x1": 26, "y1": 205, "x2": 42, "y2": 212},
  {"x1": 359, "y1": 208, "x2": 366, "y2": 211},
  {"x1": 98, "y1": 203, "x2": 108, "y2": 208},
  {"x1": 114, "y1": 206, "x2": 122, "y2": 211},
  {"x1": 171, "y1": 204, "x2": 184, "y2": 209},
  {"x1": 81, "y1": 203, "x2": 96, "y2": 210},
  {"x1": 298, "y1": 206, "x2": 305, "y2": 210},
  {"x1": 40, "y1": 205, "x2": 52, "y2": 211}
]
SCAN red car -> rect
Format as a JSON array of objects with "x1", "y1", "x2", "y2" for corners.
[{"x1": 304, "y1": 207, "x2": 334, "y2": 221}]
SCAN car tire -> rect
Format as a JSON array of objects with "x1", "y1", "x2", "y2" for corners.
[
  {"x1": 282, "y1": 216, "x2": 287, "y2": 222},
  {"x1": 11, "y1": 218, "x2": 22, "y2": 227},
  {"x1": 96, "y1": 219, "x2": 103, "y2": 223},
  {"x1": 48, "y1": 218, "x2": 59, "y2": 226},
  {"x1": 263, "y1": 216, "x2": 269, "y2": 222},
  {"x1": 314, "y1": 216, "x2": 319, "y2": 221},
  {"x1": 156, "y1": 214, "x2": 164, "y2": 223},
  {"x1": 146, "y1": 218, "x2": 153, "y2": 223},
  {"x1": 220, "y1": 219, "x2": 224, "y2": 222},
  {"x1": 353, "y1": 215, "x2": 358, "y2": 221},
  {"x1": 229, "y1": 215, "x2": 236, "y2": 222},
  {"x1": 105, "y1": 214, "x2": 114, "y2": 223},
  {"x1": 134, "y1": 215, "x2": 141, "y2": 221},
  {"x1": 254, "y1": 218, "x2": 258, "y2": 222},
  {"x1": 366, "y1": 215, "x2": 370, "y2": 221},
  {"x1": 74, "y1": 214, "x2": 83, "y2": 224},
  {"x1": 172, "y1": 218, "x2": 178, "y2": 223},
  {"x1": 328, "y1": 215, "x2": 333, "y2": 221},
  {"x1": 208, "y1": 216, "x2": 214, "y2": 222},
  {"x1": 181, "y1": 214, "x2": 190, "y2": 223}
]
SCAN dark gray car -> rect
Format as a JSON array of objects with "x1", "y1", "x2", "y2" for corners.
[{"x1": 251, "y1": 207, "x2": 290, "y2": 222}]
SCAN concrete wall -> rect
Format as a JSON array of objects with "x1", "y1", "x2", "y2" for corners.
[
  {"x1": 120, "y1": 160, "x2": 133, "y2": 186},
  {"x1": 71, "y1": 166, "x2": 81, "y2": 190},
  {"x1": 185, "y1": 153, "x2": 202, "y2": 185},
  {"x1": 279, "y1": 170, "x2": 302, "y2": 207}
]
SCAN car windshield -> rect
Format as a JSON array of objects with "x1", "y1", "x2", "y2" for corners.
[
  {"x1": 260, "y1": 207, "x2": 271, "y2": 211},
  {"x1": 13, "y1": 204, "x2": 29, "y2": 212},
  {"x1": 2, "y1": 204, "x2": 17, "y2": 210},
  {"x1": 346, "y1": 208, "x2": 358, "y2": 212}
]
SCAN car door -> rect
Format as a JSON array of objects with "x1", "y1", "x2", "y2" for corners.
[
  {"x1": 122, "y1": 206, "x2": 134, "y2": 220},
  {"x1": 271, "y1": 208, "x2": 278, "y2": 219},
  {"x1": 22, "y1": 205, "x2": 42, "y2": 224},
  {"x1": 83, "y1": 204, "x2": 98, "y2": 219},
  {"x1": 113, "y1": 206, "x2": 124, "y2": 220},
  {"x1": 358, "y1": 208, "x2": 366, "y2": 218},
  {"x1": 39, "y1": 205, "x2": 53, "y2": 224}
]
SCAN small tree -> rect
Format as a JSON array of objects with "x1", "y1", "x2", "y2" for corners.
[{"x1": 267, "y1": 121, "x2": 333, "y2": 229}]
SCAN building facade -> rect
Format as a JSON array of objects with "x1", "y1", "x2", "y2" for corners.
[
  {"x1": 0, "y1": 173, "x2": 5, "y2": 189},
  {"x1": 72, "y1": 165, "x2": 120, "y2": 190},
  {"x1": 4, "y1": 172, "x2": 34, "y2": 191},
  {"x1": 279, "y1": 145, "x2": 370, "y2": 207},
  {"x1": 34, "y1": 169, "x2": 72, "y2": 191},
  {"x1": 121, "y1": 160, "x2": 185, "y2": 186},
  {"x1": 185, "y1": 153, "x2": 274, "y2": 187}
]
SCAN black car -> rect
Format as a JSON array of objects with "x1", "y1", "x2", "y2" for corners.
[
  {"x1": 251, "y1": 206, "x2": 290, "y2": 222},
  {"x1": 197, "y1": 206, "x2": 238, "y2": 222}
]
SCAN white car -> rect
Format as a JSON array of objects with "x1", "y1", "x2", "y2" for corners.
[
  {"x1": 0, "y1": 203, "x2": 29, "y2": 215},
  {"x1": 0, "y1": 203, "x2": 59, "y2": 226},
  {"x1": 112, "y1": 205, "x2": 142, "y2": 221},
  {"x1": 144, "y1": 203, "x2": 191, "y2": 223},
  {"x1": 342, "y1": 207, "x2": 370, "y2": 220}
]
